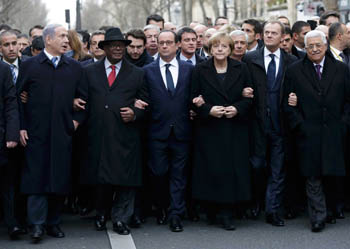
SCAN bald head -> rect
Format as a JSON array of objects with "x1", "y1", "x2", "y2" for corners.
[{"x1": 194, "y1": 24, "x2": 208, "y2": 49}]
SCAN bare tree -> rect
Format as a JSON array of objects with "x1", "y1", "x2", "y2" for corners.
[{"x1": 1, "y1": 0, "x2": 48, "y2": 33}]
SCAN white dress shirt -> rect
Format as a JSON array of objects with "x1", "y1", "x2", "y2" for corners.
[
  {"x1": 313, "y1": 56, "x2": 325, "y2": 74},
  {"x1": 264, "y1": 47, "x2": 281, "y2": 77},
  {"x1": 44, "y1": 49, "x2": 61, "y2": 66},
  {"x1": 105, "y1": 58, "x2": 122, "y2": 77},
  {"x1": 180, "y1": 53, "x2": 196, "y2": 65},
  {"x1": 159, "y1": 57, "x2": 179, "y2": 88},
  {"x1": 3, "y1": 58, "x2": 19, "y2": 79}
]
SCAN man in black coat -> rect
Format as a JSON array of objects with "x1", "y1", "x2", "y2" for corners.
[
  {"x1": 291, "y1": 21, "x2": 311, "y2": 59},
  {"x1": 283, "y1": 30, "x2": 350, "y2": 232},
  {"x1": 0, "y1": 60, "x2": 20, "y2": 239},
  {"x1": 0, "y1": 29, "x2": 27, "y2": 237},
  {"x1": 243, "y1": 20, "x2": 297, "y2": 226},
  {"x1": 17, "y1": 24, "x2": 83, "y2": 243},
  {"x1": 75, "y1": 27, "x2": 148, "y2": 235}
]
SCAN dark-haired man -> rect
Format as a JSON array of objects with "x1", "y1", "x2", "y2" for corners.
[
  {"x1": 125, "y1": 29, "x2": 153, "y2": 67},
  {"x1": 291, "y1": 21, "x2": 311, "y2": 59},
  {"x1": 176, "y1": 27, "x2": 205, "y2": 65},
  {"x1": 146, "y1": 14, "x2": 164, "y2": 30},
  {"x1": 320, "y1": 11, "x2": 340, "y2": 27},
  {"x1": 242, "y1": 19, "x2": 262, "y2": 52},
  {"x1": 215, "y1": 16, "x2": 229, "y2": 29}
]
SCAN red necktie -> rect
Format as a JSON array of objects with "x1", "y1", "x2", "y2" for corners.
[{"x1": 108, "y1": 65, "x2": 116, "y2": 86}]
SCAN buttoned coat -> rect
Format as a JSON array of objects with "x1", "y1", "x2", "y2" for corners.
[
  {"x1": 191, "y1": 58, "x2": 253, "y2": 203},
  {"x1": 17, "y1": 52, "x2": 83, "y2": 194},
  {"x1": 76, "y1": 58, "x2": 148, "y2": 186},
  {"x1": 0, "y1": 61, "x2": 19, "y2": 167},
  {"x1": 283, "y1": 55, "x2": 350, "y2": 176}
]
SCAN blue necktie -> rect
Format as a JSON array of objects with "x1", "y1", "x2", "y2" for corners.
[
  {"x1": 186, "y1": 59, "x2": 193, "y2": 64},
  {"x1": 165, "y1": 64, "x2": 175, "y2": 96},
  {"x1": 10, "y1": 64, "x2": 17, "y2": 84},
  {"x1": 267, "y1": 54, "x2": 276, "y2": 89},
  {"x1": 51, "y1": 57, "x2": 58, "y2": 68}
]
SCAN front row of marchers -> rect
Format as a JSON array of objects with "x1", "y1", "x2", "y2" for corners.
[{"x1": 0, "y1": 23, "x2": 349, "y2": 244}]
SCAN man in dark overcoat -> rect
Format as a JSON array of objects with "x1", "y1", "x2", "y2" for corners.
[
  {"x1": 283, "y1": 30, "x2": 350, "y2": 232},
  {"x1": 17, "y1": 24, "x2": 83, "y2": 242},
  {"x1": 75, "y1": 27, "x2": 148, "y2": 235},
  {"x1": 242, "y1": 20, "x2": 297, "y2": 226}
]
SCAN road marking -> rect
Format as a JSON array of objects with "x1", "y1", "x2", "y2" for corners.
[{"x1": 107, "y1": 224, "x2": 137, "y2": 249}]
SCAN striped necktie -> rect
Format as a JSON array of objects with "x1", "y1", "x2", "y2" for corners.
[
  {"x1": 10, "y1": 64, "x2": 17, "y2": 84},
  {"x1": 51, "y1": 57, "x2": 58, "y2": 68}
]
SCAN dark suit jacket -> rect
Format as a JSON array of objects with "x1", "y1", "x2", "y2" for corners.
[
  {"x1": 291, "y1": 45, "x2": 306, "y2": 60},
  {"x1": 176, "y1": 51, "x2": 205, "y2": 66},
  {"x1": 80, "y1": 58, "x2": 95, "y2": 67},
  {"x1": 283, "y1": 54, "x2": 350, "y2": 177},
  {"x1": 76, "y1": 58, "x2": 148, "y2": 186},
  {"x1": 143, "y1": 58, "x2": 193, "y2": 141},
  {"x1": 0, "y1": 61, "x2": 19, "y2": 167}
]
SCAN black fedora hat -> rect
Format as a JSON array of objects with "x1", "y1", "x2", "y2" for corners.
[{"x1": 98, "y1": 27, "x2": 131, "y2": 49}]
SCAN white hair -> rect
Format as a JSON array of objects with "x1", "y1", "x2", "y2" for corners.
[
  {"x1": 143, "y1": 24, "x2": 160, "y2": 33},
  {"x1": 43, "y1": 24, "x2": 63, "y2": 45},
  {"x1": 304, "y1": 30, "x2": 327, "y2": 47},
  {"x1": 229, "y1": 30, "x2": 248, "y2": 43}
]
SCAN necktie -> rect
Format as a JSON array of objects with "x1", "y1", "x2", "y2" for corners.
[
  {"x1": 186, "y1": 59, "x2": 193, "y2": 64},
  {"x1": 165, "y1": 64, "x2": 175, "y2": 96},
  {"x1": 340, "y1": 52, "x2": 348, "y2": 64},
  {"x1": 10, "y1": 64, "x2": 17, "y2": 84},
  {"x1": 315, "y1": 64, "x2": 322, "y2": 80},
  {"x1": 51, "y1": 57, "x2": 58, "y2": 68},
  {"x1": 267, "y1": 54, "x2": 276, "y2": 89},
  {"x1": 108, "y1": 65, "x2": 116, "y2": 87}
]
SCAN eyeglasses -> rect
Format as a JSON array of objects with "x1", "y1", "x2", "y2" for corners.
[
  {"x1": 159, "y1": 40, "x2": 175, "y2": 46},
  {"x1": 306, "y1": 43, "x2": 324, "y2": 50}
]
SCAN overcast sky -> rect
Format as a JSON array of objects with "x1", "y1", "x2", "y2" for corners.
[{"x1": 44, "y1": 0, "x2": 77, "y2": 28}]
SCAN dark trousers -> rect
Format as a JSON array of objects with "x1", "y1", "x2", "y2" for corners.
[
  {"x1": 324, "y1": 176, "x2": 345, "y2": 214},
  {"x1": 251, "y1": 119, "x2": 285, "y2": 214},
  {"x1": 95, "y1": 184, "x2": 135, "y2": 224},
  {"x1": 148, "y1": 132, "x2": 189, "y2": 218},
  {"x1": 27, "y1": 194, "x2": 65, "y2": 226},
  {"x1": 0, "y1": 164, "x2": 17, "y2": 228},
  {"x1": 305, "y1": 177, "x2": 326, "y2": 223}
]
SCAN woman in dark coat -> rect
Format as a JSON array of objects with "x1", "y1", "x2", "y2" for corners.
[{"x1": 191, "y1": 32, "x2": 253, "y2": 230}]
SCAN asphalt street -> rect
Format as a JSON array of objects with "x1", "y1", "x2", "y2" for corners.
[{"x1": 1, "y1": 213, "x2": 350, "y2": 249}]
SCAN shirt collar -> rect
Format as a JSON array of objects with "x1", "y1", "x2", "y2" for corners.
[
  {"x1": 180, "y1": 53, "x2": 195, "y2": 63},
  {"x1": 3, "y1": 58, "x2": 18, "y2": 68},
  {"x1": 248, "y1": 43, "x2": 258, "y2": 52},
  {"x1": 330, "y1": 45, "x2": 342, "y2": 56},
  {"x1": 159, "y1": 56, "x2": 178, "y2": 68},
  {"x1": 313, "y1": 56, "x2": 325, "y2": 68},
  {"x1": 44, "y1": 49, "x2": 61, "y2": 62},
  {"x1": 264, "y1": 47, "x2": 281, "y2": 59},
  {"x1": 105, "y1": 57, "x2": 122, "y2": 70}
]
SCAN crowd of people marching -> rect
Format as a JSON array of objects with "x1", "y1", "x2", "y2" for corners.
[{"x1": 0, "y1": 10, "x2": 350, "y2": 244}]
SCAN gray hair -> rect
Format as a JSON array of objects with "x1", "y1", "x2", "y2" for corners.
[
  {"x1": 42, "y1": 24, "x2": 63, "y2": 45},
  {"x1": 229, "y1": 30, "x2": 248, "y2": 43},
  {"x1": 304, "y1": 30, "x2": 327, "y2": 47},
  {"x1": 143, "y1": 24, "x2": 160, "y2": 33},
  {"x1": 89, "y1": 30, "x2": 105, "y2": 43}
]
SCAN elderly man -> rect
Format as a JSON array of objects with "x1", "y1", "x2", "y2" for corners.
[
  {"x1": 230, "y1": 30, "x2": 248, "y2": 61},
  {"x1": 198, "y1": 28, "x2": 216, "y2": 58},
  {"x1": 194, "y1": 24, "x2": 208, "y2": 50},
  {"x1": 143, "y1": 24, "x2": 160, "y2": 60},
  {"x1": 283, "y1": 30, "x2": 350, "y2": 232},
  {"x1": 17, "y1": 24, "x2": 82, "y2": 242}
]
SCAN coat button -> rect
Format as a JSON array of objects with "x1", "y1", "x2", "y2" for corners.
[
  {"x1": 105, "y1": 105, "x2": 109, "y2": 109},
  {"x1": 318, "y1": 92, "x2": 321, "y2": 96}
]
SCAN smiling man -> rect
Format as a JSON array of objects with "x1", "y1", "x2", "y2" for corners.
[
  {"x1": 16, "y1": 24, "x2": 83, "y2": 243},
  {"x1": 283, "y1": 30, "x2": 350, "y2": 232}
]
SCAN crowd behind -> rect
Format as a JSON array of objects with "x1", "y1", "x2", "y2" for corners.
[{"x1": 0, "y1": 10, "x2": 350, "y2": 244}]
